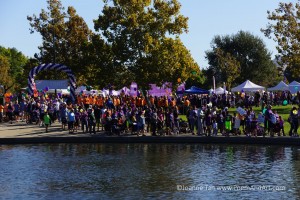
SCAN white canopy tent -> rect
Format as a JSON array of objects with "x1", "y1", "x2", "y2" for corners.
[
  {"x1": 48, "y1": 89, "x2": 70, "y2": 95},
  {"x1": 231, "y1": 80, "x2": 265, "y2": 92},
  {"x1": 209, "y1": 87, "x2": 228, "y2": 94},
  {"x1": 267, "y1": 81, "x2": 289, "y2": 91},
  {"x1": 102, "y1": 87, "x2": 130, "y2": 97},
  {"x1": 288, "y1": 81, "x2": 300, "y2": 94},
  {"x1": 75, "y1": 86, "x2": 101, "y2": 96}
]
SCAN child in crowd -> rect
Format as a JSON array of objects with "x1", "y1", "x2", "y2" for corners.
[
  {"x1": 212, "y1": 119, "x2": 218, "y2": 136},
  {"x1": 278, "y1": 116, "x2": 284, "y2": 136},
  {"x1": 43, "y1": 111, "x2": 51, "y2": 133}
]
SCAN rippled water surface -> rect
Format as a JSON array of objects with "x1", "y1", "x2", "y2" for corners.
[{"x1": 0, "y1": 143, "x2": 299, "y2": 199}]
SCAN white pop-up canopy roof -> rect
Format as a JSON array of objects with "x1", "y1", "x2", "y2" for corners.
[
  {"x1": 268, "y1": 81, "x2": 289, "y2": 91},
  {"x1": 288, "y1": 81, "x2": 300, "y2": 94},
  {"x1": 231, "y1": 80, "x2": 265, "y2": 92},
  {"x1": 209, "y1": 87, "x2": 228, "y2": 94}
]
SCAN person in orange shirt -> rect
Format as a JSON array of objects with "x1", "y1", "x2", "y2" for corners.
[
  {"x1": 77, "y1": 96, "x2": 82, "y2": 105},
  {"x1": 170, "y1": 97, "x2": 176, "y2": 107},
  {"x1": 137, "y1": 97, "x2": 142, "y2": 107},
  {"x1": 116, "y1": 97, "x2": 120, "y2": 107},
  {"x1": 84, "y1": 96, "x2": 89, "y2": 110},
  {"x1": 149, "y1": 96, "x2": 155, "y2": 106},
  {"x1": 89, "y1": 95, "x2": 94, "y2": 106},
  {"x1": 184, "y1": 98, "x2": 190, "y2": 107},
  {"x1": 141, "y1": 97, "x2": 147, "y2": 107},
  {"x1": 164, "y1": 97, "x2": 169, "y2": 108},
  {"x1": 131, "y1": 97, "x2": 137, "y2": 106},
  {"x1": 113, "y1": 97, "x2": 117, "y2": 107},
  {"x1": 0, "y1": 103, "x2": 4, "y2": 122},
  {"x1": 97, "y1": 96, "x2": 104, "y2": 107}
]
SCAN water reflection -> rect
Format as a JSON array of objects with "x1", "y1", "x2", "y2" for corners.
[{"x1": 0, "y1": 144, "x2": 299, "y2": 199}]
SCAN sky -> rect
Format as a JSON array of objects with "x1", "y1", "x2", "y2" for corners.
[{"x1": 0, "y1": 0, "x2": 298, "y2": 69}]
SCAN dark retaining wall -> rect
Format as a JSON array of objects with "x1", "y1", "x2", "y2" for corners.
[{"x1": 0, "y1": 136, "x2": 300, "y2": 146}]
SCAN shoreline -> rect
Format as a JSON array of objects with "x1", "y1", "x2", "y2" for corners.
[
  {"x1": 1, "y1": 122, "x2": 300, "y2": 145},
  {"x1": 1, "y1": 135, "x2": 300, "y2": 146}
]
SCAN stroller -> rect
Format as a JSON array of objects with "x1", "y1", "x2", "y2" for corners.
[
  {"x1": 111, "y1": 118, "x2": 127, "y2": 135},
  {"x1": 27, "y1": 109, "x2": 39, "y2": 124},
  {"x1": 273, "y1": 121, "x2": 281, "y2": 136},
  {"x1": 179, "y1": 118, "x2": 190, "y2": 133}
]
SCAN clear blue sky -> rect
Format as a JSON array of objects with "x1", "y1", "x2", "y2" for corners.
[{"x1": 0, "y1": 0, "x2": 297, "y2": 69}]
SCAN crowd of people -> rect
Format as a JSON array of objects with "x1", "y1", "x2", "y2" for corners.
[{"x1": 0, "y1": 90, "x2": 299, "y2": 137}]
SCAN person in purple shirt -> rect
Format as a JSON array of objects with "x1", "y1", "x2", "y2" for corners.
[
  {"x1": 80, "y1": 109, "x2": 88, "y2": 133},
  {"x1": 13, "y1": 101, "x2": 20, "y2": 122}
]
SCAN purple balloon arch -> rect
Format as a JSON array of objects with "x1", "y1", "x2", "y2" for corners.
[{"x1": 27, "y1": 63, "x2": 76, "y2": 102}]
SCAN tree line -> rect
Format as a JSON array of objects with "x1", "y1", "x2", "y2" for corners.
[{"x1": 1, "y1": 0, "x2": 299, "y2": 93}]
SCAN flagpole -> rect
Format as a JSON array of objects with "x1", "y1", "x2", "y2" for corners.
[{"x1": 213, "y1": 76, "x2": 216, "y2": 94}]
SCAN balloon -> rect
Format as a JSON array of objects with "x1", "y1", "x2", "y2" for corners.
[
  {"x1": 263, "y1": 108, "x2": 267, "y2": 114},
  {"x1": 293, "y1": 110, "x2": 298, "y2": 115},
  {"x1": 283, "y1": 100, "x2": 288, "y2": 106},
  {"x1": 45, "y1": 86, "x2": 49, "y2": 91}
]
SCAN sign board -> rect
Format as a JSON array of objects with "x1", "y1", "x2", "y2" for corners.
[
  {"x1": 236, "y1": 107, "x2": 247, "y2": 116},
  {"x1": 257, "y1": 114, "x2": 264, "y2": 123}
]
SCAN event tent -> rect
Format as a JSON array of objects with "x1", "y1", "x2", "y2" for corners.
[
  {"x1": 184, "y1": 86, "x2": 209, "y2": 94},
  {"x1": 231, "y1": 80, "x2": 265, "y2": 92},
  {"x1": 75, "y1": 86, "x2": 100, "y2": 95},
  {"x1": 209, "y1": 87, "x2": 228, "y2": 95},
  {"x1": 267, "y1": 81, "x2": 289, "y2": 91},
  {"x1": 288, "y1": 81, "x2": 300, "y2": 94}
]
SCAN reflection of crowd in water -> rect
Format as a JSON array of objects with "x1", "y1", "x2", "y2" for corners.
[{"x1": 0, "y1": 90, "x2": 299, "y2": 136}]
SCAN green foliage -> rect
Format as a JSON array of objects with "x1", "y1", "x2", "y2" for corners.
[
  {"x1": 94, "y1": 0, "x2": 201, "y2": 90},
  {"x1": 27, "y1": 0, "x2": 108, "y2": 85},
  {"x1": 26, "y1": 0, "x2": 206, "y2": 90},
  {"x1": 205, "y1": 31, "x2": 280, "y2": 89},
  {"x1": 262, "y1": 1, "x2": 300, "y2": 80},
  {"x1": 215, "y1": 48, "x2": 240, "y2": 89},
  {"x1": 0, "y1": 46, "x2": 28, "y2": 92}
]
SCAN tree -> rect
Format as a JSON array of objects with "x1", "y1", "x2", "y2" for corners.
[
  {"x1": 205, "y1": 31, "x2": 280, "y2": 88},
  {"x1": 0, "y1": 55, "x2": 12, "y2": 93},
  {"x1": 94, "y1": 0, "x2": 201, "y2": 90},
  {"x1": 0, "y1": 46, "x2": 28, "y2": 92},
  {"x1": 261, "y1": 1, "x2": 300, "y2": 80},
  {"x1": 215, "y1": 48, "x2": 240, "y2": 89},
  {"x1": 27, "y1": 0, "x2": 100, "y2": 84}
]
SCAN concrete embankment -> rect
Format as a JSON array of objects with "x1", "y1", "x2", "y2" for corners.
[
  {"x1": 1, "y1": 135, "x2": 300, "y2": 146},
  {"x1": 0, "y1": 123, "x2": 300, "y2": 145}
]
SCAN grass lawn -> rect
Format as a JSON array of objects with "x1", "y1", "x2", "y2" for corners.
[{"x1": 179, "y1": 105, "x2": 294, "y2": 135}]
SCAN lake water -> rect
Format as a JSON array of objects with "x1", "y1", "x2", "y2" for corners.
[{"x1": 0, "y1": 143, "x2": 299, "y2": 199}]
